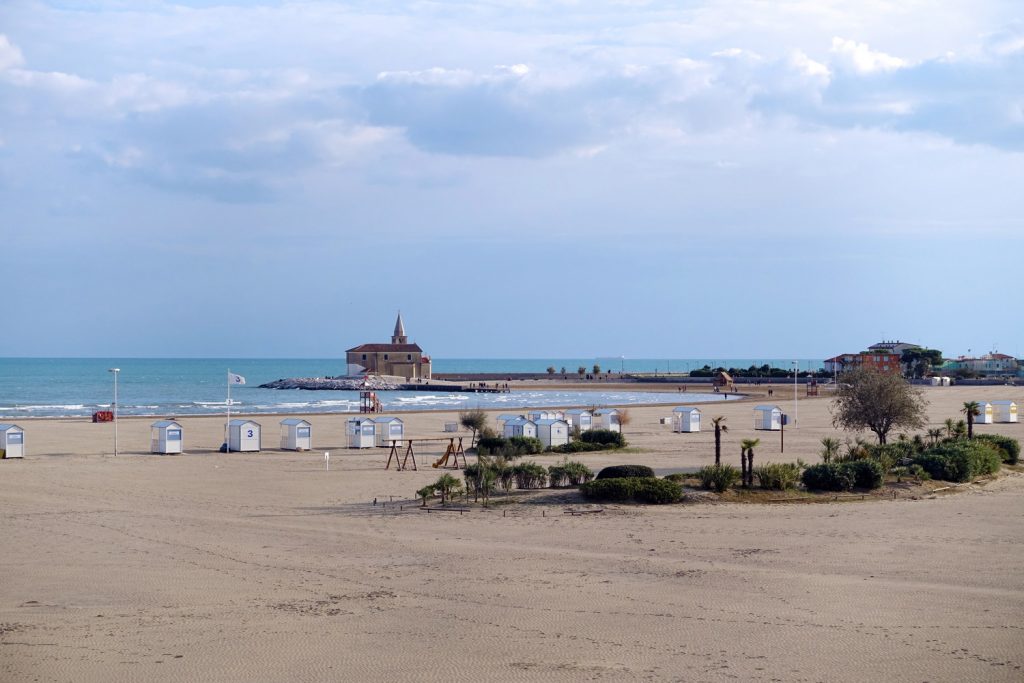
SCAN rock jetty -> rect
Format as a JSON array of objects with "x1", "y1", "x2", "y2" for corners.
[{"x1": 259, "y1": 376, "x2": 402, "y2": 391}]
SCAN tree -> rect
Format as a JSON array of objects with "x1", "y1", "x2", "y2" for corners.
[
  {"x1": 926, "y1": 428, "x2": 943, "y2": 446},
  {"x1": 546, "y1": 366, "x2": 556, "y2": 375},
  {"x1": 577, "y1": 366, "x2": 587, "y2": 378},
  {"x1": 740, "y1": 438, "x2": 760, "y2": 487},
  {"x1": 900, "y1": 347, "x2": 944, "y2": 379},
  {"x1": 416, "y1": 485, "x2": 435, "y2": 507},
  {"x1": 433, "y1": 473, "x2": 462, "y2": 505},
  {"x1": 593, "y1": 364, "x2": 601, "y2": 375},
  {"x1": 617, "y1": 409, "x2": 632, "y2": 436},
  {"x1": 560, "y1": 366, "x2": 567, "y2": 375},
  {"x1": 459, "y1": 408, "x2": 488, "y2": 448},
  {"x1": 819, "y1": 436, "x2": 841, "y2": 464},
  {"x1": 711, "y1": 416, "x2": 728, "y2": 466},
  {"x1": 943, "y1": 418, "x2": 956, "y2": 439},
  {"x1": 831, "y1": 368, "x2": 928, "y2": 444},
  {"x1": 961, "y1": 401, "x2": 981, "y2": 439}
]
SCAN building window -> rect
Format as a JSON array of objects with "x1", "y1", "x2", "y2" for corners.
[
  {"x1": 407, "y1": 354, "x2": 412, "y2": 361},
  {"x1": 384, "y1": 354, "x2": 389, "y2": 360},
  {"x1": 362, "y1": 354, "x2": 366, "y2": 360}
]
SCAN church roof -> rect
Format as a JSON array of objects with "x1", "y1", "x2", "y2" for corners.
[
  {"x1": 394, "y1": 312, "x2": 406, "y2": 338},
  {"x1": 347, "y1": 343, "x2": 423, "y2": 353}
]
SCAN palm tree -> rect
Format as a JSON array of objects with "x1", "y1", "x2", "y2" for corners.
[
  {"x1": 819, "y1": 436, "x2": 841, "y2": 464},
  {"x1": 711, "y1": 416, "x2": 728, "y2": 466},
  {"x1": 943, "y1": 418, "x2": 956, "y2": 439},
  {"x1": 961, "y1": 402, "x2": 980, "y2": 439},
  {"x1": 739, "y1": 443, "x2": 748, "y2": 487},
  {"x1": 926, "y1": 428, "x2": 943, "y2": 446},
  {"x1": 740, "y1": 438, "x2": 760, "y2": 488}
]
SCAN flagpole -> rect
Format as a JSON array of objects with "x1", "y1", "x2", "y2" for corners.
[{"x1": 226, "y1": 369, "x2": 231, "y2": 453}]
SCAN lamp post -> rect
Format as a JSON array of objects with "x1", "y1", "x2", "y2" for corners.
[
  {"x1": 792, "y1": 360, "x2": 798, "y2": 429},
  {"x1": 108, "y1": 368, "x2": 120, "y2": 456}
]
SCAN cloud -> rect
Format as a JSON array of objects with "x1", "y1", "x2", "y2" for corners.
[
  {"x1": 830, "y1": 37, "x2": 907, "y2": 74},
  {"x1": 0, "y1": 34, "x2": 24, "y2": 71}
]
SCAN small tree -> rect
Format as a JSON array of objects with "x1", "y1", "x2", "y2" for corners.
[
  {"x1": 741, "y1": 438, "x2": 760, "y2": 487},
  {"x1": 944, "y1": 418, "x2": 956, "y2": 439},
  {"x1": 459, "y1": 408, "x2": 488, "y2": 448},
  {"x1": 577, "y1": 366, "x2": 587, "y2": 378},
  {"x1": 831, "y1": 368, "x2": 928, "y2": 444},
  {"x1": 926, "y1": 428, "x2": 943, "y2": 446},
  {"x1": 711, "y1": 416, "x2": 728, "y2": 466},
  {"x1": 546, "y1": 366, "x2": 556, "y2": 375},
  {"x1": 560, "y1": 366, "x2": 567, "y2": 375},
  {"x1": 593, "y1": 364, "x2": 601, "y2": 375},
  {"x1": 433, "y1": 473, "x2": 462, "y2": 505},
  {"x1": 617, "y1": 408, "x2": 632, "y2": 436},
  {"x1": 819, "y1": 436, "x2": 841, "y2": 464},
  {"x1": 961, "y1": 401, "x2": 981, "y2": 440},
  {"x1": 416, "y1": 485, "x2": 435, "y2": 507}
]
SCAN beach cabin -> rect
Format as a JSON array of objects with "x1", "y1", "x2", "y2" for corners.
[
  {"x1": 593, "y1": 409, "x2": 621, "y2": 433},
  {"x1": 496, "y1": 414, "x2": 521, "y2": 431},
  {"x1": 929, "y1": 377, "x2": 941, "y2": 386},
  {"x1": 0, "y1": 424, "x2": 25, "y2": 459},
  {"x1": 564, "y1": 409, "x2": 593, "y2": 432},
  {"x1": 993, "y1": 400, "x2": 1018, "y2": 423},
  {"x1": 346, "y1": 417, "x2": 376, "y2": 448},
  {"x1": 535, "y1": 419, "x2": 570, "y2": 448},
  {"x1": 503, "y1": 417, "x2": 538, "y2": 439},
  {"x1": 673, "y1": 407, "x2": 702, "y2": 433},
  {"x1": 527, "y1": 410, "x2": 564, "y2": 422},
  {"x1": 941, "y1": 377, "x2": 952, "y2": 387},
  {"x1": 754, "y1": 405, "x2": 783, "y2": 431},
  {"x1": 373, "y1": 416, "x2": 405, "y2": 447},
  {"x1": 974, "y1": 401, "x2": 995, "y2": 425},
  {"x1": 228, "y1": 419, "x2": 261, "y2": 452},
  {"x1": 150, "y1": 420, "x2": 183, "y2": 455},
  {"x1": 280, "y1": 419, "x2": 312, "y2": 451}
]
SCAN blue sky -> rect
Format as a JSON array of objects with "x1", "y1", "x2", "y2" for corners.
[{"x1": 1, "y1": 1, "x2": 1022, "y2": 359}]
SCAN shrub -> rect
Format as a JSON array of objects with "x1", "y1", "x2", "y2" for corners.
[
  {"x1": 581, "y1": 429, "x2": 627, "y2": 448},
  {"x1": 508, "y1": 436, "x2": 544, "y2": 455},
  {"x1": 974, "y1": 433, "x2": 1020, "y2": 464},
  {"x1": 663, "y1": 472, "x2": 687, "y2": 483},
  {"x1": 596, "y1": 464, "x2": 655, "y2": 480},
  {"x1": 911, "y1": 440, "x2": 1002, "y2": 482},
  {"x1": 547, "y1": 441, "x2": 609, "y2": 454},
  {"x1": 477, "y1": 436, "x2": 508, "y2": 455},
  {"x1": 512, "y1": 462, "x2": 548, "y2": 489},
  {"x1": 548, "y1": 461, "x2": 594, "y2": 488},
  {"x1": 579, "y1": 477, "x2": 681, "y2": 504},
  {"x1": 753, "y1": 463, "x2": 802, "y2": 490},
  {"x1": 697, "y1": 464, "x2": 740, "y2": 493},
  {"x1": 801, "y1": 463, "x2": 855, "y2": 492},
  {"x1": 843, "y1": 459, "x2": 885, "y2": 489}
]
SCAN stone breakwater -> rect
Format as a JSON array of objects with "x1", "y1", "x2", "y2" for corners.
[{"x1": 258, "y1": 377, "x2": 403, "y2": 391}]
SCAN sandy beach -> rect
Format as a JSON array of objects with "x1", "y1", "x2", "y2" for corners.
[{"x1": 2, "y1": 384, "x2": 1023, "y2": 681}]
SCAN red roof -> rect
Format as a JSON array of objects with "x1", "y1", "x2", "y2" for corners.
[{"x1": 346, "y1": 343, "x2": 423, "y2": 353}]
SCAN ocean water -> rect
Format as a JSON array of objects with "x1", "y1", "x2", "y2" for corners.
[{"x1": 0, "y1": 358, "x2": 800, "y2": 418}]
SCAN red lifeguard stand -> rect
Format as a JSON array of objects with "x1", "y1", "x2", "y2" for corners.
[
  {"x1": 806, "y1": 379, "x2": 819, "y2": 397},
  {"x1": 360, "y1": 390, "x2": 382, "y2": 413}
]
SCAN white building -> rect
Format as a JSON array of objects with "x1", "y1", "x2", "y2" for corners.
[
  {"x1": 528, "y1": 410, "x2": 564, "y2": 422},
  {"x1": 754, "y1": 405, "x2": 783, "y2": 431},
  {"x1": 280, "y1": 418, "x2": 312, "y2": 451},
  {"x1": 496, "y1": 414, "x2": 521, "y2": 431},
  {"x1": 0, "y1": 424, "x2": 25, "y2": 458},
  {"x1": 535, "y1": 418, "x2": 570, "y2": 448},
  {"x1": 503, "y1": 417, "x2": 537, "y2": 439},
  {"x1": 673, "y1": 407, "x2": 701, "y2": 433},
  {"x1": 150, "y1": 420, "x2": 183, "y2": 454},
  {"x1": 346, "y1": 417, "x2": 376, "y2": 448},
  {"x1": 974, "y1": 401, "x2": 994, "y2": 425},
  {"x1": 564, "y1": 409, "x2": 593, "y2": 432},
  {"x1": 992, "y1": 400, "x2": 1018, "y2": 423},
  {"x1": 228, "y1": 419, "x2": 261, "y2": 452},
  {"x1": 593, "y1": 409, "x2": 621, "y2": 433},
  {"x1": 373, "y1": 416, "x2": 405, "y2": 447}
]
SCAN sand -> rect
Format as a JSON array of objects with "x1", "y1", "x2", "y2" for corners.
[{"x1": 1, "y1": 385, "x2": 1022, "y2": 681}]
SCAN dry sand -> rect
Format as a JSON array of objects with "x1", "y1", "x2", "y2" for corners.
[{"x1": 2, "y1": 385, "x2": 1023, "y2": 681}]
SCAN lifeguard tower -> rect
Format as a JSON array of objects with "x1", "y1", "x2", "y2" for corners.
[
  {"x1": 360, "y1": 390, "x2": 382, "y2": 413},
  {"x1": 806, "y1": 379, "x2": 819, "y2": 396}
]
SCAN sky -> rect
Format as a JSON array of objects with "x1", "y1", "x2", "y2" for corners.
[{"x1": 1, "y1": 0, "x2": 1022, "y2": 360}]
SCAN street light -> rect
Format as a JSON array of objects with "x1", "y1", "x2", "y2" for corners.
[
  {"x1": 792, "y1": 360, "x2": 798, "y2": 429},
  {"x1": 108, "y1": 368, "x2": 120, "y2": 456}
]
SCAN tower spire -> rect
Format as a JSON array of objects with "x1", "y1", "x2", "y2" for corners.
[{"x1": 392, "y1": 311, "x2": 408, "y2": 344}]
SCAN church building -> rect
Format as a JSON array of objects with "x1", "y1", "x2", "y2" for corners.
[{"x1": 346, "y1": 313, "x2": 432, "y2": 380}]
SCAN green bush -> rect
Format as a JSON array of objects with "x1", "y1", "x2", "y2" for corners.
[
  {"x1": 579, "y1": 477, "x2": 681, "y2": 504},
  {"x1": 547, "y1": 440, "x2": 610, "y2": 454},
  {"x1": 477, "y1": 436, "x2": 509, "y2": 455},
  {"x1": 697, "y1": 464, "x2": 740, "y2": 493},
  {"x1": 911, "y1": 440, "x2": 1002, "y2": 482},
  {"x1": 801, "y1": 463, "x2": 855, "y2": 491},
  {"x1": 974, "y1": 433, "x2": 1020, "y2": 464},
  {"x1": 753, "y1": 463, "x2": 802, "y2": 490},
  {"x1": 663, "y1": 472, "x2": 687, "y2": 483},
  {"x1": 596, "y1": 464, "x2": 655, "y2": 480},
  {"x1": 843, "y1": 459, "x2": 885, "y2": 489},
  {"x1": 581, "y1": 429, "x2": 627, "y2": 448},
  {"x1": 509, "y1": 436, "x2": 544, "y2": 455},
  {"x1": 479, "y1": 435, "x2": 545, "y2": 458},
  {"x1": 548, "y1": 461, "x2": 594, "y2": 488},
  {"x1": 511, "y1": 461, "x2": 548, "y2": 489}
]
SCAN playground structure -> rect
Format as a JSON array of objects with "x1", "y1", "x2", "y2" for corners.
[
  {"x1": 713, "y1": 371, "x2": 735, "y2": 392},
  {"x1": 806, "y1": 379, "x2": 819, "y2": 396},
  {"x1": 360, "y1": 390, "x2": 383, "y2": 413},
  {"x1": 385, "y1": 437, "x2": 468, "y2": 472}
]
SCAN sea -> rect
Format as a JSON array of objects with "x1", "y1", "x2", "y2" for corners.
[{"x1": 0, "y1": 358, "x2": 822, "y2": 419}]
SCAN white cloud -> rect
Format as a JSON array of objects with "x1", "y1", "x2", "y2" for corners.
[
  {"x1": 0, "y1": 35, "x2": 24, "y2": 71},
  {"x1": 789, "y1": 50, "x2": 831, "y2": 80},
  {"x1": 830, "y1": 37, "x2": 907, "y2": 73}
]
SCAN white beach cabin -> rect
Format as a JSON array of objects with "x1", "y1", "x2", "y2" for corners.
[
  {"x1": 0, "y1": 424, "x2": 25, "y2": 459},
  {"x1": 974, "y1": 401, "x2": 995, "y2": 425},
  {"x1": 280, "y1": 418, "x2": 312, "y2": 451},
  {"x1": 941, "y1": 377, "x2": 952, "y2": 386},
  {"x1": 564, "y1": 409, "x2": 593, "y2": 432},
  {"x1": 373, "y1": 416, "x2": 405, "y2": 447},
  {"x1": 593, "y1": 409, "x2": 621, "y2": 433},
  {"x1": 535, "y1": 419, "x2": 570, "y2": 448},
  {"x1": 528, "y1": 410, "x2": 564, "y2": 422},
  {"x1": 228, "y1": 419, "x2": 261, "y2": 452},
  {"x1": 673, "y1": 407, "x2": 702, "y2": 433},
  {"x1": 496, "y1": 414, "x2": 521, "y2": 431},
  {"x1": 503, "y1": 417, "x2": 538, "y2": 439},
  {"x1": 754, "y1": 405, "x2": 783, "y2": 431},
  {"x1": 993, "y1": 400, "x2": 1018, "y2": 423},
  {"x1": 929, "y1": 377, "x2": 941, "y2": 386},
  {"x1": 150, "y1": 420, "x2": 183, "y2": 454},
  {"x1": 346, "y1": 417, "x2": 376, "y2": 448}
]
